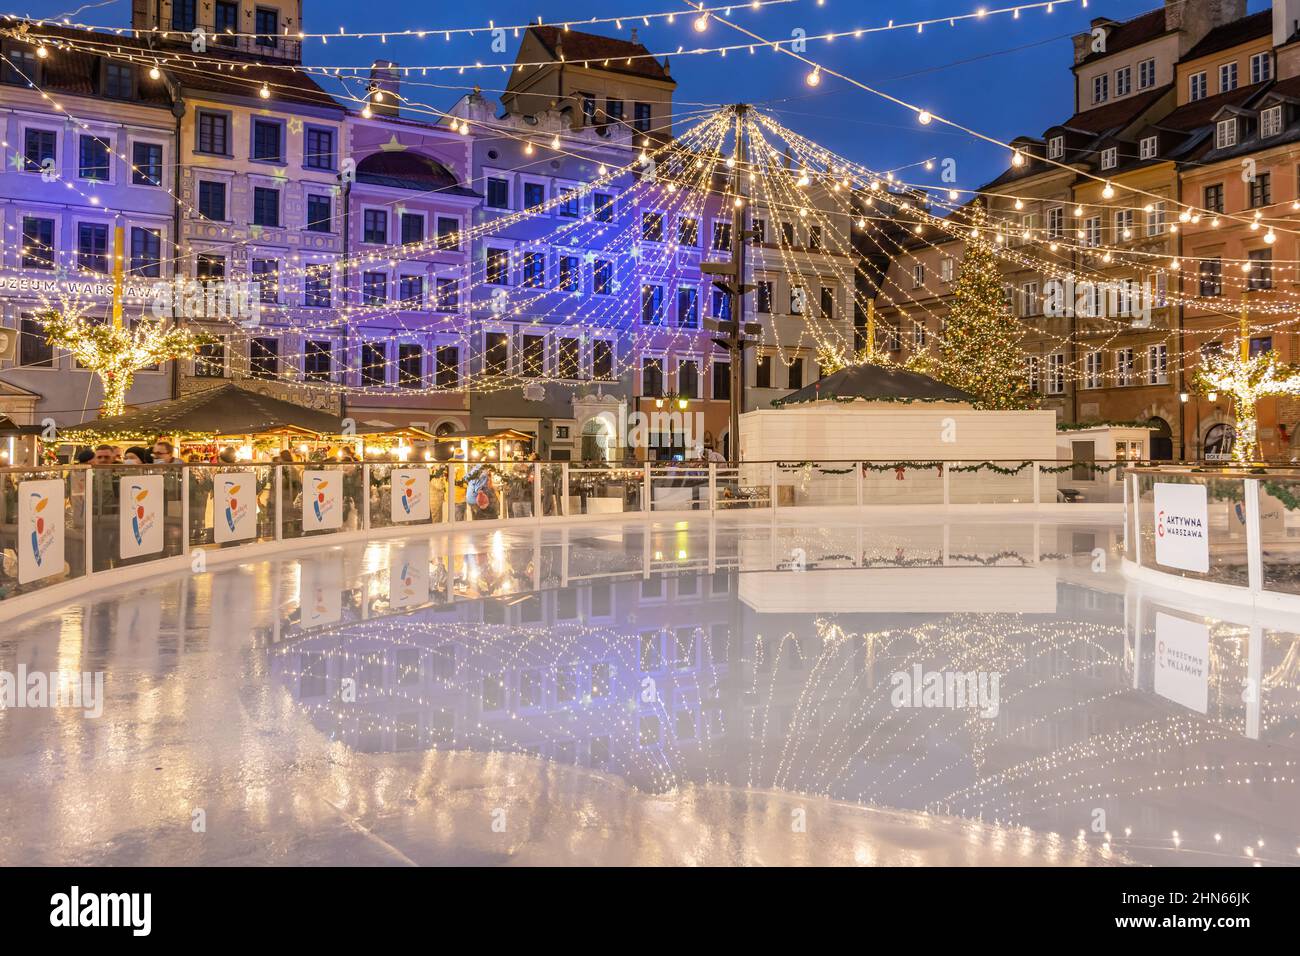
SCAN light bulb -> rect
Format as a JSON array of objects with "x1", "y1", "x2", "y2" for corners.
[
  {"x1": 1102, "y1": 182, "x2": 1115, "y2": 199},
  {"x1": 806, "y1": 68, "x2": 821, "y2": 87},
  {"x1": 551, "y1": 135, "x2": 560, "y2": 149},
  {"x1": 260, "y1": 83, "x2": 270, "y2": 99},
  {"x1": 1074, "y1": 205, "x2": 1084, "y2": 216},
  {"x1": 36, "y1": 45, "x2": 48, "y2": 59},
  {"x1": 1011, "y1": 150, "x2": 1024, "y2": 167},
  {"x1": 918, "y1": 110, "x2": 932, "y2": 125},
  {"x1": 1265, "y1": 229, "x2": 1276, "y2": 244},
  {"x1": 694, "y1": 13, "x2": 709, "y2": 32},
  {"x1": 361, "y1": 104, "x2": 372, "y2": 118},
  {"x1": 1014, "y1": 198, "x2": 1024, "y2": 210},
  {"x1": 948, "y1": 189, "x2": 959, "y2": 200},
  {"x1": 149, "y1": 65, "x2": 161, "y2": 80}
]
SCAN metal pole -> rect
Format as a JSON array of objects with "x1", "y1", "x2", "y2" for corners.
[{"x1": 728, "y1": 104, "x2": 748, "y2": 464}]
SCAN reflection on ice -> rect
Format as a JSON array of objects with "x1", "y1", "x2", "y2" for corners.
[{"x1": 0, "y1": 516, "x2": 1296, "y2": 866}]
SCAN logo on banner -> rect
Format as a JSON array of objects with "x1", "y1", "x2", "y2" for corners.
[
  {"x1": 303, "y1": 470, "x2": 342, "y2": 531},
  {"x1": 120, "y1": 475, "x2": 164, "y2": 559},
  {"x1": 17, "y1": 479, "x2": 64, "y2": 584},
  {"x1": 1154, "y1": 613, "x2": 1210, "y2": 714},
  {"x1": 214, "y1": 473, "x2": 257, "y2": 543},
  {"x1": 390, "y1": 468, "x2": 430, "y2": 522},
  {"x1": 1153, "y1": 482, "x2": 1209, "y2": 573},
  {"x1": 390, "y1": 545, "x2": 430, "y2": 607}
]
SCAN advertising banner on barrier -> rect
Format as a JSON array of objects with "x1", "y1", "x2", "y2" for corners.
[
  {"x1": 17, "y1": 478, "x2": 64, "y2": 584},
  {"x1": 390, "y1": 541, "x2": 431, "y2": 608},
  {"x1": 214, "y1": 472, "x2": 258, "y2": 544},
  {"x1": 1155, "y1": 612, "x2": 1210, "y2": 714},
  {"x1": 391, "y1": 468, "x2": 431, "y2": 522},
  {"x1": 1153, "y1": 482, "x2": 1210, "y2": 573},
  {"x1": 120, "y1": 475, "x2": 165, "y2": 559},
  {"x1": 299, "y1": 553, "x2": 343, "y2": 627},
  {"x1": 302, "y1": 471, "x2": 343, "y2": 531}
]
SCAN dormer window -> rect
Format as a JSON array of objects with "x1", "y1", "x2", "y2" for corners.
[
  {"x1": 1139, "y1": 135, "x2": 1158, "y2": 160},
  {"x1": 1262, "y1": 105, "x2": 1283, "y2": 138},
  {"x1": 1101, "y1": 147, "x2": 1118, "y2": 170},
  {"x1": 1048, "y1": 135, "x2": 1064, "y2": 159},
  {"x1": 1215, "y1": 118, "x2": 1238, "y2": 149}
]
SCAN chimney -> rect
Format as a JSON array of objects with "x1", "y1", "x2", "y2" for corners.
[
  {"x1": 1168, "y1": 0, "x2": 1247, "y2": 55},
  {"x1": 368, "y1": 60, "x2": 400, "y2": 118},
  {"x1": 1275, "y1": 0, "x2": 1300, "y2": 46}
]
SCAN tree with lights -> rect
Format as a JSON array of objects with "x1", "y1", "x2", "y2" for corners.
[
  {"x1": 939, "y1": 201, "x2": 1030, "y2": 409},
  {"x1": 40, "y1": 310, "x2": 212, "y2": 418},
  {"x1": 1196, "y1": 348, "x2": 1300, "y2": 463}
]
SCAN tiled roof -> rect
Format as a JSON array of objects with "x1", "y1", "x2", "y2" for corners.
[
  {"x1": 529, "y1": 26, "x2": 672, "y2": 81},
  {"x1": 5, "y1": 19, "x2": 173, "y2": 106},
  {"x1": 1155, "y1": 81, "x2": 1269, "y2": 132},
  {"x1": 1182, "y1": 9, "x2": 1272, "y2": 61},
  {"x1": 1053, "y1": 84, "x2": 1172, "y2": 134},
  {"x1": 169, "y1": 60, "x2": 343, "y2": 110},
  {"x1": 1076, "y1": 9, "x2": 1170, "y2": 66}
]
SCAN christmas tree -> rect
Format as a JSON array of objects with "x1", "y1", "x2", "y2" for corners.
[{"x1": 938, "y1": 201, "x2": 1030, "y2": 409}]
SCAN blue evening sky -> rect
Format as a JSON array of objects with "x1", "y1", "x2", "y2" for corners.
[{"x1": 20, "y1": 0, "x2": 1271, "y2": 189}]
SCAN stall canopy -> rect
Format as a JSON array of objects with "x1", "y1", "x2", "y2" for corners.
[
  {"x1": 774, "y1": 363, "x2": 977, "y2": 406},
  {"x1": 59, "y1": 384, "x2": 347, "y2": 442}
]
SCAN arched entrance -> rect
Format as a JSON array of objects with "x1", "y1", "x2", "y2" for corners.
[
  {"x1": 1146, "y1": 417, "x2": 1173, "y2": 460},
  {"x1": 580, "y1": 415, "x2": 615, "y2": 462}
]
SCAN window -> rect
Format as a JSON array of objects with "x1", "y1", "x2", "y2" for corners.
[
  {"x1": 913, "y1": 322, "x2": 927, "y2": 349},
  {"x1": 250, "y1": 337, "x2": 279, "y2": 379},
  {"x1": 556, "y1": 338, "x2": 580, "y2": 379},
  {"x1": 1251, "y1": 52, "x2": 1272, "y2": 85},
  {"x1": 676, "y1": 288, "x2": 698, "y2": 328},
  {"x1": 641, "y1": 357, "x2": 663, "y2": 397},
  {"x1": 1084, "y1": 351, "x2": 1103, "y2": 389},
  {"x1": 361, "y1": 343, "x2": 386, "y2": 386},
  {"x1": 435, "y1": 346, "x2": 460, "y2": 388},
  {"x1": 194, "y1": 338, "x2": 226, "y2": 377},
  {"x1": 790, "y1": 285, "x2": 806, "y2": 315},
  {"x1": 304, "y1": 268, "x2": 331, "y2": 308},
  {"x1": 363, "y1": 209, "x2": 387, "y2": 244},
  {"x1": 1214, "y1": 118, "x2": 1237, "y2": 150},
  {"x1": 434, "y1": 277, "x2": 458, "y2": 312},
  {"x1": 104, "y1": 63, "x2": 133, "y2": 99},
  {"x1": 755, "y1": 354, "x2": 772, "y2": 389},
  {"x1": 1115, "y1": 348, "x2": 1135, "y2": 386},
  {"x1": 1025, "y1": 356, "x2": 1040, "y2": 393},
  {"x1": 1189, "y1": 71, "x2": 1207, "y2": 101},
  {"x1": 678, "y1": 359, "x2": 699, "y2": 398},
  {"x1": 24, "y1": 128, "x2": 55, "y2": 172},
  {"x1": 592, "y1": 259, "x2": 612, "y2": 295},
  {"x1": 1219, "y1": 62, "x2": 1238, "y2": 93},
  {"x1": 483, "y1": 332, "x2": 509, "y2": 376},
  {"x1": 486, "y1": 177, "x2": 510, "y2": 209},
  {"x1": 397, "y1": 274, "x2": 424, "y2": 307},
  {"x1": 77, "y1": 223, "x2": 109, "y2": 273},
  {"x1": 820, "y1": 287, "x2": 835, "y2": 319},
  {"x1": 756, "y1": 280, "x2": 773, "y2": 313},
  {"x1": 712, "y1": 360, "x2": 731, "y2": 400},
  {"x1": 172, "y1": 0, "x2": 196, "y2": 31},
  {"x1": 1148, "y1": 344, "x2": 1168, "y2": 385},
  {"x1": 781, "y1": 221, "x2": 795, "y2": 246},
  {"x1": 941, "y1": 256, "x2": 956, "y2": 282},
  {"x1": 1199, "y1": 258, "x2": 1223, "y2": 296},
  {"x1": 306, "y1": 194, "x2": 331, "y2": 232},
  {"x1": 520, "y1": 335, "x2": 545, "y2": 377},
  {"x1": 1139, "y1": 135, "x2": 1158, "y2": 160},
  {"x1": 1021, "y1": 281, "x2": 1040, "y2": 316},
  {"x1": 18, "y1": 316, "x2": 53, "y2": 367},
  {"x1": 788, "y1": 357, "x2": 803, "y2": 391},
  {"x1": 809, "y1": 225, "x2": 822, "y2": 252},
  {"x1": 304, "y1": 127, "x2": 335, "y2": 170},
  {"x1": 1204, "y1": 183, "x2": 1224, "y2": 212},
  {"x1": 400, "y1": 212, "x2": 423, "y2": 245},
  {"x1": 751, "y1": 217, "x2": 767, "y2": 243},
  {"x1": 362, "y1": 271, "x2": 387, "y2": 304},
  {"x1": 255, "y1": 7, "x2": 278, "y2": 47},
  {"x1": 197, "y1": 111, "x2": 229, "y2": 155},
  {"x1": 252, "y1": 187, "x2": 279, "y2": 228},
  {"x1": 3, "y1": 48, "x2": 37, "y2": 86},
  {"x1": 642, "y1": 211, "x2": 664, "y2": 242},
  {"x1": 678, "y1": 217, "x2": 698, "y2": 246},
  {"x1": 581, "y1": 94, "x2": 596, "y2": 125},
  {"x1": 556, "y1": 187, "x2": 580, "y2": 218},
  {"x1": 198, "y1": 180, "x2": 226, "y2": 221},
  {"x1": 1047, "y1": 135, "x2": 1064, "y2": 159},
  {"x1": 605, "y1": 99, "x2": 624, "y2": 123},
  {"x1": 1084, "y1": 216, "x2": 1101, "y2": 247},
  {"x1": 712, "y1": 221, "x2": 732, "y2": 251},
  {"x1": 1046, "y1": 208, "x2": 1064, "y2": 240},
  {"x1": 641, "y1": 284, "x2": 664, "y2": 324},
  {"x1": 522, "y1": 252, "x2": 545, "y2": 288},
  {"x1": 912, "y1": 263, "x2": 925, "y2": 289},
  {"x1": 592, "y1": 340, "x2": 614, "y2": 380},
  {"x1": 634, "y1": 102, "x2": 652, "y2": 133},
  {"x1": 1093, "y1": 74, "x2": 1108, "y2": 104},
  {"x1": 1100, "y1": 146, "x2": 1118, "y2": 170},
  {"x1": 1046, "y1": 353, "x2": 1065, "y2": 395},
  {"x1": 21, "y1": 217, "x2": 54, "y2": 269},
  {"x1": 711, "y1": 288, "x2": 730, "y2": 320},
  {"x1": 1114, "y1": 66, "x2": 1131, "y2": 97},
  {"x1": 1114, "y1": 208, "x2": 1134, "y2": 241},
  {"x1": 1250, "y1": 172, "x2": 1271, "y2": 207},
  {"x1": 215, "y1": 1, "x2": 238, "y2": 42},
  {"x1": 252, "y1": 119, "x2": 282, "y2": 162},
  {"x1": 1248, "y1": 248, "x2": 1272, "y2": 290},
  {"x1": 130, "y1": 227, "x2": 161, "y2": 276},
  {"x1": 436, "y1": 217, "x2": 458, "y2": 250},
  {"x1": 486, "y1": 247, "x2": 509, "y2": 285},
  {"x1": 132, "y1": 141, "x2": 163, "y2": 186},
  {"x1": 523, "y1": 182, "x2": 545, "y2": 209},
  {"x1": 304, "y1": 341, "x2": 332, "y2": 382},
  {"x1": 556, "y1": 254, "x2": 577, "y2": 291},
  {"x1": 593, "y1": 192, "x2": 615, "y2": 223},
  {"x1": 1138, "y1": 57, "x2": 1156, "y2": 90},
  {"x1": 1146, "y1": 202, "x2": 1166, "y2": 236},
  {"x1": 251, "y1": 259, "x2": 277, "y2": 302},
  {"x1": 391, "y1": 344, "x2": 421, "y2": 387},
  {"x1": 1262, "y1": 105, "x2": 1284, "y2": 138}
]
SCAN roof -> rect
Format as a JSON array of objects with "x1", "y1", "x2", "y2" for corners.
[
  {"x1": 63, "y1": 384, "x2": 346, "y2": 439},
  {"x1": 1076, "y1": 9, "x2": 1171, "y2": 67},
  {"x1": 3, "y1": 19, "x2": 173, "y2": 107},
  {"x1": 528, "y1": 26, "x2": 672, "y2": 82},
  {"x1": 354, "y1": 151, "x2": 479, "y2": 196},
  {"x1": 774, "y1": 364, "x2": 977, "y2": 406},
  {"x1": 170, "y1": 60, "x2": 342, "y2": 111},
  {"x1": 1155, "y1": 80, "x2": 1269, "y2": 132},
  {"x1": 1054, "y1": 83, "x2": 1173, "y2": 135},
  {"x1": 1182, "y1": 9, "x2": 1272, "y2": 61}
]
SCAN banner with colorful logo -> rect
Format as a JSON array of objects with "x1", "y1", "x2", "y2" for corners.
[
  {"x1": 298, "y1": 553, "x2": 343, "y2": 627},
  {"x1": 17, "y1": 478, "x2": 64, "y2": 584},
  {"x1": 119, "y1": 474, "x2": 165, "y2": 559},
  {"x1": 390, "y1": 541, "x2": 430, "y2": 608},
  {"x1": 1153, "y1": 482, "x2": 1209, "y2": 573},
  {"x1": 390, "y1": 468, "x2": 431, "y2": 522},
  {"x1": 213, "y1": 472, "x2": 258, "y2": 543},
  {"x1": 302, "y1": 470, "x2": 342, "y2": 531}
]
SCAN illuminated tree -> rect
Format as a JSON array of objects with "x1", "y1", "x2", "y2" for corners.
[{"x1": 1196, "y1": 348, "x2": 1300, "y2": 463}]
